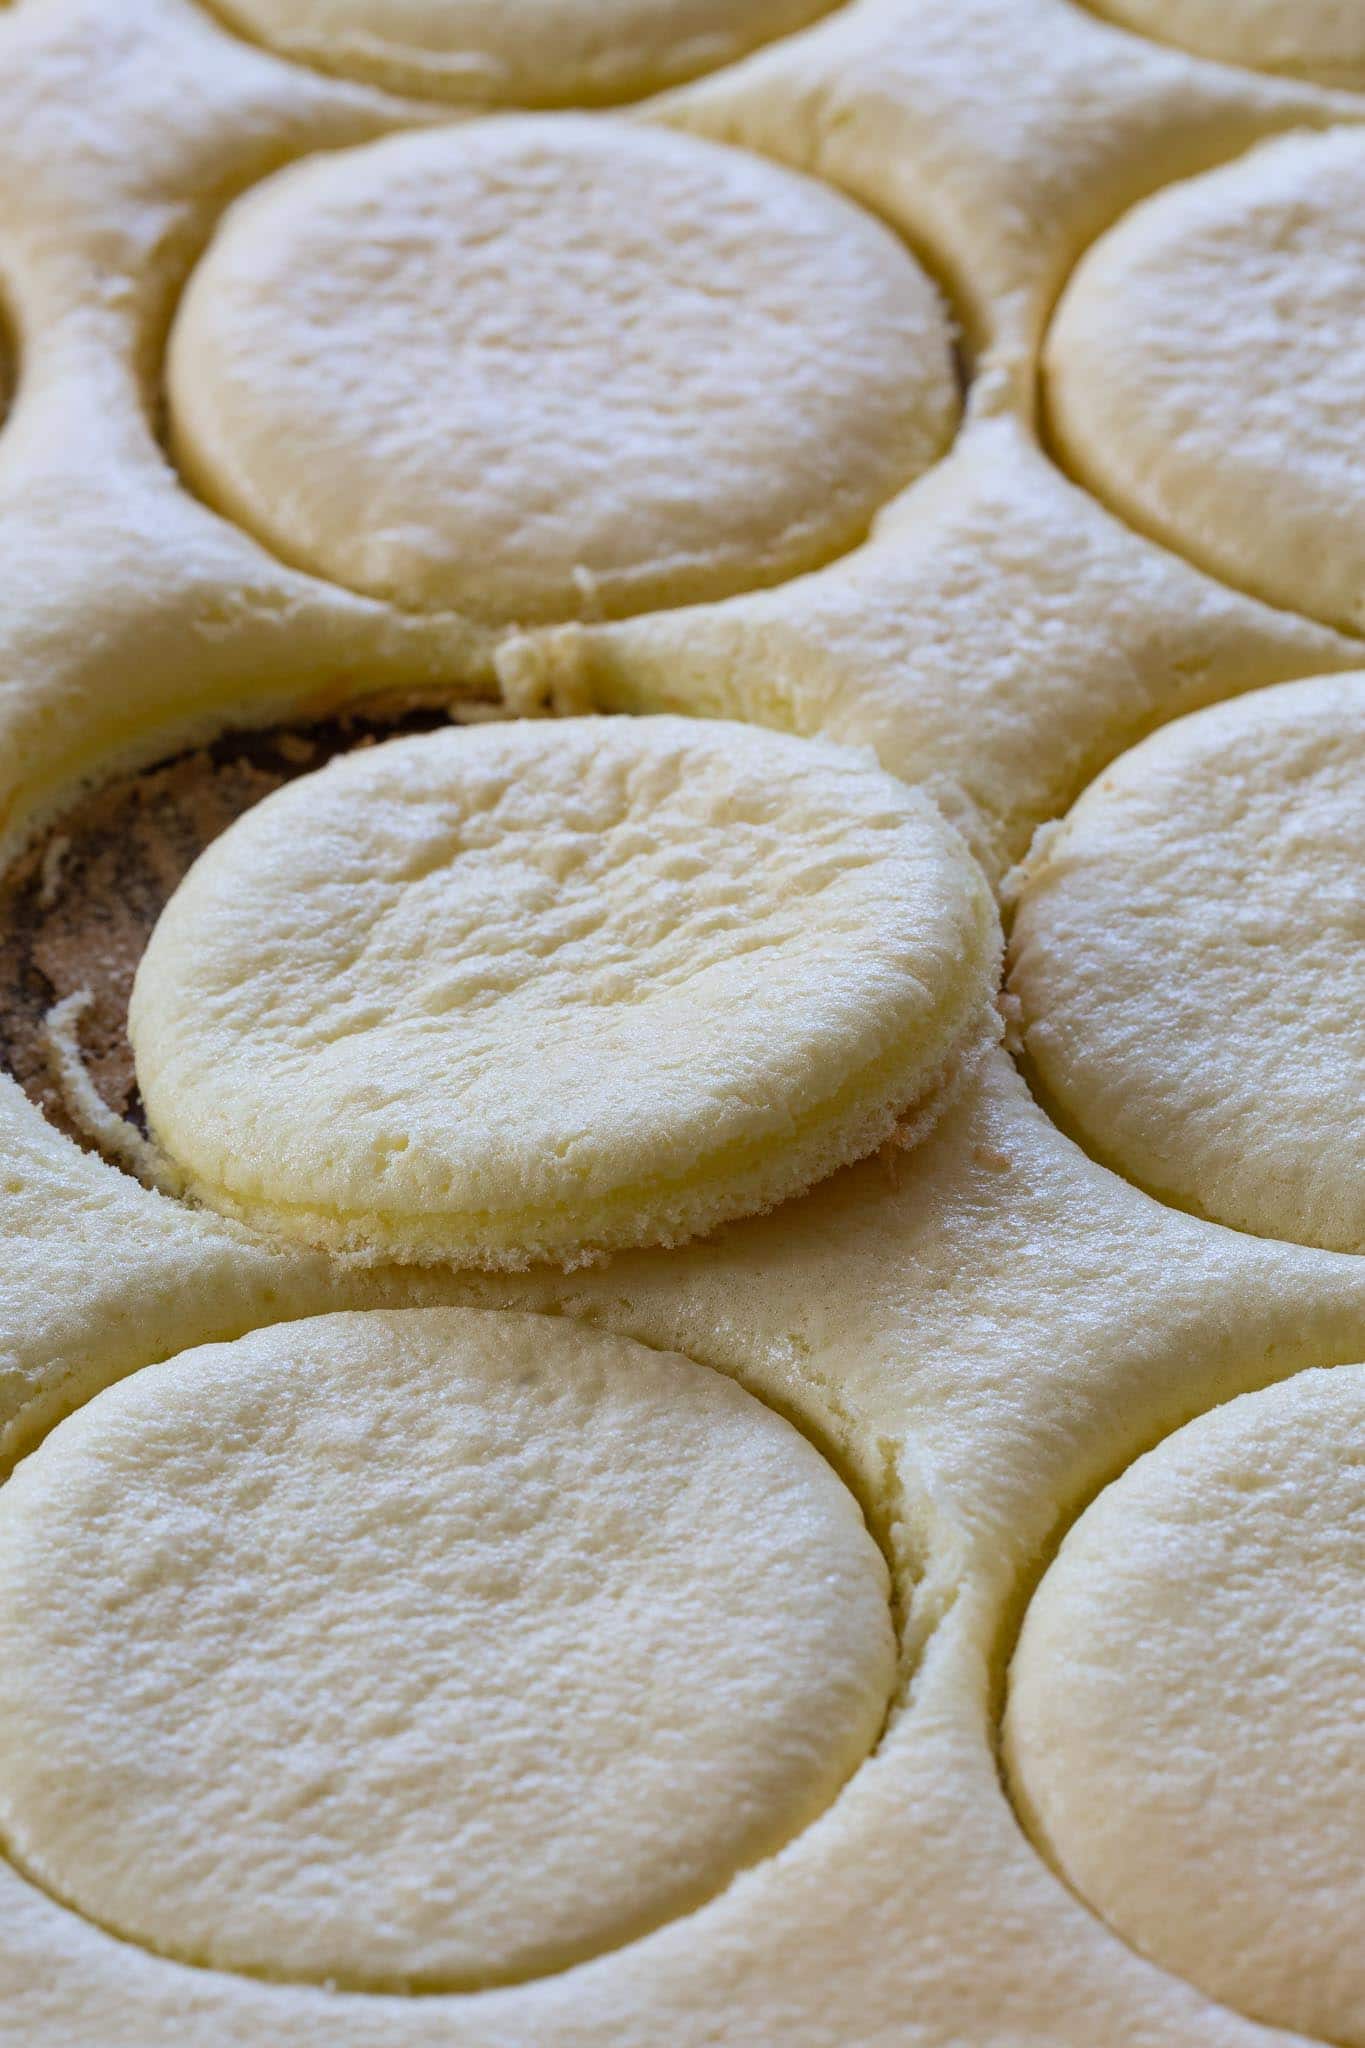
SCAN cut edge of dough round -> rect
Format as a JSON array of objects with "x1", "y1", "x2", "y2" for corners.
[
  {"x1": 202, "y1": 0, "x2": 840, "y2": 108},
  {"x1": 0, "y1": 1307, "x2": 898, "y2": 1990},
  {"x1": 164, "y1": 116, "x2": 958, "y2": 631},
  {"x1": 1042, "y1": 129, "x2": 1365, "y2": 641},
  {"x1": 165, "y1": 974, "x2": 1003, "y2": 1270},
  {"x1": 1000, "y1": 1361, "x2": 1365, "y2": 2046},
  {"x1": 1004, "y1": 671, "x2": 1365, "y2": 1256},
  {"x1": 1082, "y1": 0, "x2": 1365, "y2": 91}
]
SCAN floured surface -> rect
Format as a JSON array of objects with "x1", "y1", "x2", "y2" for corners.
[
  {"x1": 130, "y1": 716, "x2": 999, "y2": 1264},
  {"x1": 0, "y1": 710, "x2": 456, "y2": 1147},
  {"x1": 0, "y1": 1, "x2": 1364, "y2": 2044},
  {"x1": 5, "y1": 1053, "x2": 1365, "y2": 2048},
  {"x1": 1006, "y1": 1364, "x2": 1365, "y2": 2045},
  {"x1": 0, "y1": 1309, "x2": 893, "y2": 1990},
  {"x1": 207, "y1": 0, "x2": 837, "y2": 104},
  {"x1": 1008, "y1": 675, "x2": 1365, "y2": 1253},
  {"x1": 1084, "y1": 0, "x2": 1365, "y2": 89},
  {"x1": 168, "y1": 117, "x2": 956, "y2": 626},
  {"x1": 1046, "y1": 129, "x2": 1365, "y2": 635}
]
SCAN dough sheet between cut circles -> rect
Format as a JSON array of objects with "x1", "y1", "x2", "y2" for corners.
[{"x1": 0, "y1": 2, "x2": 1363, "y2": 2043}]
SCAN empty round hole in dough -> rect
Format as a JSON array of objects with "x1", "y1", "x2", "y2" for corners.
[
  {"x1": 166, "y1": 117, "x2": 959, "y2": 627},
  {"x1": 0, "y1": 1308, "x2": 897, "y2": 1990},
  {"x1": 204, "y1": 0, "x2": 837, "y2": 106},
  {"x1": 1045, "y1": 128, "x2": 1365, "y2": 635},
  {"x1": 129, "y1": 715, "x2": 1000, "y2": 1268},
  {"x1": 1004, "y1": 1362, "x2": 1365, "y2": 2045},
  {"x1": 1007, "y1": 673, "x2": 1365, "y2": 1253}
]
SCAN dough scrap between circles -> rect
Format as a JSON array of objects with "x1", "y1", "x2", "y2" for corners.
[
  {"x1": 1045, "y1": 128, "x2": 1365, "y2": 636},
  {"x1": 0, "y1": 1308, "x2": 896, "y2": 1990},
  {"x1": 205, "y1": 0, "x2": 836, "y2": 105},
  {"x1": 129, "y1": 716, "x2": 1001, "y2": 1267},
  {"x1": 1007, "y1": 673, "x2": 1365, "y2": 1254},
  {"x1": 1084, "y1": 0, "x2": 1365, "y2": 88},
  {"x1": 167, "y1": 117, "x2": 958, "y2": 628},
  {"x1": 1004, "y1": 1363, "x2": 1365, "y2": 2046}
]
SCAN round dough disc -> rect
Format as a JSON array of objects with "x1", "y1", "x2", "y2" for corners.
[
  {"x1": 130, "y1": 715, "x2": 999, "y2": 1267},
  {"x1": 1085, "y1": 0, "x2": 1365, "y2": 88},
  {"x1": 0, "y1": 1308, "x2": 895, "y2": 1990},
  {"x1": 1004, "y1": 1363, "x2": 1365, "y2": 2045},
  {"x1": 1045, "y1": 128, "x2": 1365, "y2": 635},
  {"x1": 207, "y1": 0, "x2": 836, "y2": 105},
  {"x1": 166, "y1": 118, "x2": 958, "y2": 627},
  {"x1": 1007, "y1": 673, "x2": 1365, "y2": 1253}
]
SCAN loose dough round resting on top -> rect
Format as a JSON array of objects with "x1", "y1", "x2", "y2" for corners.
[
  {"x1": 207, "y1": 0, "x2": 835, "y2": 105},
  {"x1": 1045, "y1": 128, "x2": 1365, "y2": 636},
  {"x1": 166, "y1": 118, "x2": 958, "y2": 628},
  {"x1": 129, "y1": 716, "x2": 1000, "y2": 1267},
  {"x1": 0, "y1": 1309, "x2": 895, "y2": 1989},
  {"x1": 1007, "y1": 673, "x2": 1365, "y2": 1254},
  {"x1": 1004, "y1": 1363, "x2": 1365, "y2": 2046},
  {"x1": 1085, "y1": 0, "x2": 1365, "y2": 88}
]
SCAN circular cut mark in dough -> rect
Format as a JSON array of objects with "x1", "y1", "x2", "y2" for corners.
[
  {"x1": 1004, "y1": 1363, "x2": 1365, "y2": 2045},
  {"x1": 129, "y1": 715, "x2": 1000, "y2": 1266},
  {"x1": 0, "y1": 1309, "x2": 896, "y2": 1990},
  {"x1": 204, "y1": 0, "x2": 836, "y2": 105},
  {"x1": 1045, "y1": 127, "x2": 1365, "y2": 636},
  {"x1": 166, "y1": 117, "x2": 958, "y2": 627},
  {"x1": 1007, "y1": 673, "x2": 1365, "y2": 1253},
  {"x1": 0, "y1": 289, "x2": 14, "y2": 433},
  {"x1": 1085, "y1": 0, "x2": 1365, "y2": 88}
]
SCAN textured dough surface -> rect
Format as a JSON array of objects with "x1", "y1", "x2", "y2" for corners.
[
  {"x1": 0, "y1": 1307, "x2": 894, "y2": 1990},
  {"x1": 1008, "y1": 674, "x2": 1365, "y2": 1252},
  {"x1": 1005, "y1": 1363, "x2": 1365, "y2": 2045},
  {"x1": 208, "y1": 0, "x2": 835, "y2": 104},
  {"x1": 1085, "y1": 0, "x2": 1365, "y2": 88},
  {"x1": 129, "y1": 715, "x2": 999, "y2": 1265},
  {"x1": 167, "y1": 118, "x2": 957, "y2": 627},
  {"x1": 1046, "y1": 128, "x2": 1365, "y2": 635},
  {"x1": 5, "y1": 1, "x2": 1365, "y2": 2043}
]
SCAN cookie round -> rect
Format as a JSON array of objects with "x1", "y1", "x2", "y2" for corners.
[
  {"x1": 1008, "y1": 674, "x2": 1365, "y2": 1253},
  {"x1": 129, "y1": 716, "x2": 999, "y2": 1267},
  {"x1": 207, "y1": 0, "x2": 834, "y2": 105},
  {"x1": 1046, "y1": 128, "x2": 1365, "y2": 635},
  {"x1": 1086, "y1": 0, "x2": 1365, "y2": 88},
  {"x1": 1005, "y1": 1364, "x2": 1365, "y2": 2045},
  {"x1": 0, "y1": 1308, "x2": 895, "y2": 1990},
  {"x1": 167, "y1": 118, "x2": 957, "y2": 627}
]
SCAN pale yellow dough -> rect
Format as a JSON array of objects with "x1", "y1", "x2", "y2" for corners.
[
  {"x1": 207, "y1": 0, "x2": 835, "y2": 104},
  {"x1": 1046, "y1": 128, "x2": 1365, "y2": 636},
  {"x1": 0, "y1": 1308, "x2": 894, "y2": 1990},
  {"x1": 1008, "y1": 673, "x2": 1365, "y2": 1253},
  {"x1": 1086, "y1": 0, "x2": 1365, "y2": 89},
  {"x1": 1005, "y1": 1362, "x2": 1365, "y2": 2045},
  {"x1": 129, "y1": 715, "x2": 1000, "y2": 1266},
  {"x1": 6, "y1": 1, "x2": 1365, "y2": 2043},
  {"x1": 167, "y1": 117, "x2": 957, "y2": 628}
]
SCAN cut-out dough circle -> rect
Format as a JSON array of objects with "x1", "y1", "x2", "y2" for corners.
[
  {"x1": 1004, "y1": 1363, "x2": 1365, "y2": 2045},
  {"x1": 167, "y1": 117, "x2": 959, "y2": 627},
  {"x1": 1008, "y1": 673, "x2": 1365, "y2": 1254},
  {"x1": 1085, "y1": 0, "x2": 1365, "y2": 88},
  {"x1": 205, "y1": 0, "x2": 837, "y2": 105},
  {"x1": 129, "y1": 716, "x2": 1000, "y2": 1267},
  {"x1": 1046, "y1": 127, "x2": 1365, "y2": 636},
  {"x1": 0, "y1": 1308, "x2": 896, "y2": 1991}
]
